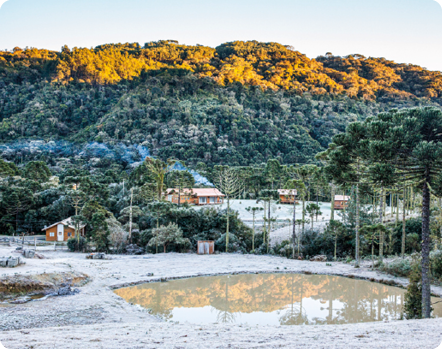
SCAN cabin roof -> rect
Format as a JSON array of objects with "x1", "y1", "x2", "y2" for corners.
[
  {"x1": 334, "y1": 195, "x2": 350, "y2": 201},
  {"x1": 277, "y1": 189, "x2": 297, "y2": 195},
  {"x1": 166, "y1": 188, "x2": 225, "y2": 197},
  {"x1": 42, "y1": 217, "x2": 86, "y2": 231}
]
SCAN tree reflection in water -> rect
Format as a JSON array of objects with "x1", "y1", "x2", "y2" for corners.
[
  {"x1": 279, "y1": 274, "x2": 309, "y2": 325},
  {"x1": 114, "y1": 273, "x2": 442, "y2": 326},
  {"x1": 216, "y1": 275, "x2": 236, "y2": 323}
]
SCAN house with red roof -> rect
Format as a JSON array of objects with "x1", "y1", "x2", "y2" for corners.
[{"x1": 166, "y1": 188, "x2": 225, "y2": 205}]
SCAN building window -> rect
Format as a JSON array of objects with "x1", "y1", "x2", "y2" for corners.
[
  {"x1": 168, "y1": 195, "x2": 173, "y2": 202},
  {"x1": 200, "y1": 197, "x2": 207, "y2": 204},
  {"x1": 50, "y1": 232, "x2": 54, "y2": 237},
  {"x1": 210, "y1": 197, "x2": 216, "y2": 203},
  {"x1": 68, "y1": 233, "x2": 72, "y2": 237}
]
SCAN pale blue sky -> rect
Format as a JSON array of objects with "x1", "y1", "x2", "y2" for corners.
[{"x1": 0, "y1": 0, "x2": 441, "y2": 71}]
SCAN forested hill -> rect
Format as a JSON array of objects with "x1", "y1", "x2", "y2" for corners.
[{"x1": 1, "y1": 40, "x2": 441, "y2": 167}]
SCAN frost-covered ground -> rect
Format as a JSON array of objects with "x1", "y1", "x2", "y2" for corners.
[
  {"x1": 1, "y1": 244, "x2": 441, "y2": 349},
  {"x1": 196, "y1": 200, "x2": 400, "y2": 246},
  {"x1": 195, "y1": 200, "x2": 337, "y2": 224},
  {"x1": 195, "y1": 199, "x2": 396, "y2": 225}
]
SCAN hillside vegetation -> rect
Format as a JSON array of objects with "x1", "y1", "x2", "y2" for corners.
[{"x1": 1, "y1": 40, "x2": 441, "y2": 166}]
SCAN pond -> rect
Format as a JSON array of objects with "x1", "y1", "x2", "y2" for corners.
[{"x1": 114, "y1": 273, "x2": 442, "y2": 326}]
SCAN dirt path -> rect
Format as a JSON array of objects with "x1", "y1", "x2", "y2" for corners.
[{"x1": 1, "y1": 245, "x2": 441, "y2": 348}]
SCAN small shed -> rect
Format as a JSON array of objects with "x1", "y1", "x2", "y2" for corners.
[
  {"x1": 42, "y1": 217, "x2": 86, "y2": 242},
  {"x1": 334, "y1": 195, "x2": 350, "y2": 210},
  {"x1": 278, "y1": 189, "x2": 297, "y2": 204},
  {"x1": 197, "y1": 241, "x2": 215, "y2": 255}
]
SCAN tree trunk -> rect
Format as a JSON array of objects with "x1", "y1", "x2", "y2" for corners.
[
  {"x1": 263, "y1": 201, "x2": 267, "y2": 253},
  {"x1": 334, "y1": 234, "x2": 337, "y2": 261},
  {"x1": 330, "y1": 183, "x2": 335, "y2": 221},
  {"x1": 252, "y1": 213, "x2": 255, "y2": 252},
  {"x1": 129, "y1": 188, "x2": 133, "y2": 244},
  {"x1": 267, "y1": 199, "x2": 271, "y2": 253},
  {"x1": 379, "y1": 187, "x2": 384, "y2": 260},
  {"x1": 402, "y1": 186, "x2": 406, "y2": 258},
  {"x1": 226, "y1": 197, "x2": 230, "y2": 253},
  {"x1": 164, "y1": 244, "x2": 167, "y2": 253},
  {"x1": 355, "y1": 182, "x2": 360, "y2": 267},
  {"x1": 440, "y1": 198, "x2": 442, "y2": 250},
  {"x1": 302, "y1": 195, "x2": 305, "y2": 234},
  {"x1": 292, "y1": 193, "x2": 296, "y2": 259},
  {"x1": 422, "y1": 175, "x2": 431, "y2": 319}
]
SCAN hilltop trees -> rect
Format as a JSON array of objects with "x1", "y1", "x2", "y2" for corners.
[{"x1": 2, "y1": 41, "x2": 442, "y2": 170}]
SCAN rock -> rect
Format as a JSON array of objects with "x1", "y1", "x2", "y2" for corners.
[
  {"x1": 125, "y1": 244, "x2": 144, "y2": 255},
  {"x1": 87, "y1": 253, "x2": 106, "y2": 259},
  {"x1": 34, "y1": 252, "x2": 46, "y2": 259},
  {"x1": 15, "y1": 247, "x2": 22, "y2": 251},
  {"x1": 1, "y1": 256, "x2": 26, "y2": 268},
  {"x1": 23, "y1": 249, "x2": 35, "y2": 258},
  {"x1": 58, "y1": 284, "x2": 72, "y2": 296},
  {"x1": 57, "y1": 283, "x2": 80, "y2": 296},
  {"x1": 309, "y1": 255, "x2": 327, "y2": 262},
  {"x1": 7, "y1": 257, "x2": 20, "y2": 268}
]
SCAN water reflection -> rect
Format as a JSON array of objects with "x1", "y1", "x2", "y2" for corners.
[{"x1": 114, "y1": 273, "x2": 442, "y2": 326}]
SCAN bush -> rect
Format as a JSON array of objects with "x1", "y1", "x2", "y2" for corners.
[
  {"x1": 403, "y1": 258, "x2": 422, "y2": 319},
  {"x1": 301, "y1": 228, "x2": 336, "y2": 260},
  {"x1": 67, "y1": 237, "x2": 86, "y2": 252},
  {"x1": 273, "y1": 240, "x2": 292, "y2": 258},
  {"x1": 148, "y1": 223, "x2": 190, "y2": 253},
  {"x1": 431, "y1": 250, "x2": 442, "y2": 280},
  {"x1": 391, "y1": 218, "x2": 422, "y2": 254},
  {"x1": 215, "y1": 233, "x2": 247, "y2": 253},
  {"x1": 379, "y1": 258, "x2": 412, "y2": 277}
]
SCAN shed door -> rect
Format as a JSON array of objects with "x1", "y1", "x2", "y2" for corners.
[{"x1": 57, "y1": 224, "x2": 64, "y2": 242}]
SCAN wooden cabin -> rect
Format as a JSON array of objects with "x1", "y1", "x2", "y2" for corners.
[
  {"x1": 278, "y1": 189, "x2": 298, "y2": 204},
  {"x1": 42, "y1": 218, "x2": 86, "y2": 242},
  {"x1": 166, "y1": 188, "x2": 225, "y2": 205},
  {"x1": 334, "y1": 195, "x2": 350, "y2": 210}
]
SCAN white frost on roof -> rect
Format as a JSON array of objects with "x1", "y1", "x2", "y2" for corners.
[
  {"x1": 335, "y1": 195, "x2": 350, "y2": 201},
  {"x1": 42, "y1": 217, "x2": 86, "y2": 231},
  {"x1": 278, "y1": 189, "x2": 297, "y2": 196}
]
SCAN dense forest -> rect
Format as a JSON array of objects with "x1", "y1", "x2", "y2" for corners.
[{"x1": 1, "y1": 40, "x2": 441, "y2": 167}]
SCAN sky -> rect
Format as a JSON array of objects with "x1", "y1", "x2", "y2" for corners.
[{"x1": 0, "y1": 0, "x2": 441, "y2": 71}]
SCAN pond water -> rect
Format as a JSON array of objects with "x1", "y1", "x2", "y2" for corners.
[{"x1": 114, "y1": 273, "x2": 442, "y2": 326}]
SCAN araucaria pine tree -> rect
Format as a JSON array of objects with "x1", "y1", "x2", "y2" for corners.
[{"x1": 362, "y1": 107, "x2": 442, "y2": 319}]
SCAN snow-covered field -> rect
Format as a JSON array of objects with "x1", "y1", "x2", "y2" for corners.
[{"x1": 1, "y1": 244, "x2": 442, "y2": 348}]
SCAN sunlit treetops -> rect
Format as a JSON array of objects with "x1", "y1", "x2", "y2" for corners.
[{"x1": 1, "y1": 40, "x2": 442, "y2": 101}]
